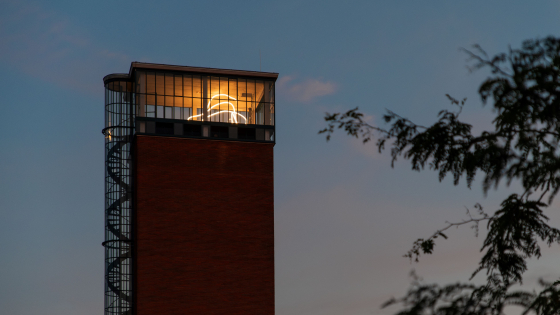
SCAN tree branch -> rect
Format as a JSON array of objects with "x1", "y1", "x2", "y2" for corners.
[{"x1": 405, "y1": 204, "x2": 491, "y2": 262}]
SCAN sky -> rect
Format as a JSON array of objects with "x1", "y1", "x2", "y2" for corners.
[{"x1": 1, "y1": 1, "x2": 560, "y2": 314}]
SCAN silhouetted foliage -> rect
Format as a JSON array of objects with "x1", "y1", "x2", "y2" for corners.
[{"x1": 320, "y1": 37, "x2": 560, "y2": 314}]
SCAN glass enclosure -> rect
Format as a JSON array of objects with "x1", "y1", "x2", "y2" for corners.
[
  {"x1": 134, "y1": 70, "x2": 275, "y2": 126},
  {"x1": 103, "y1": 79, "x2": 133, "y2": 315}
]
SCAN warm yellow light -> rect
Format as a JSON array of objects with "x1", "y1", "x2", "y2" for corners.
[{"x1": 187, "y1": 94, "x2": 247, "y2": 123}]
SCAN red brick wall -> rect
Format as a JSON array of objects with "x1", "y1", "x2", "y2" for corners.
[{"x1": 133, "y1": 135, "x2": 274, "y2": 315}]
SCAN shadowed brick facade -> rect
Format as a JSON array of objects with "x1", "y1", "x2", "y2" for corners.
[{"x1": 133, "y1": 136, "x2": 274, "y2": 315}]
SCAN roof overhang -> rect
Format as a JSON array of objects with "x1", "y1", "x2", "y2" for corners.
[{"x1": 104, "y1": 62, "x2": 279, "y2": 84}]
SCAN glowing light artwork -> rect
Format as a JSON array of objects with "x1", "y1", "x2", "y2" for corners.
[{"x1": 187, "y1": 94, "x2": 247, "y2": 123}]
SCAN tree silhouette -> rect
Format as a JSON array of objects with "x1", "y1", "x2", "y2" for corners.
[{"x1": 320, "y1": 37, "x2": 560, "y2": 314}]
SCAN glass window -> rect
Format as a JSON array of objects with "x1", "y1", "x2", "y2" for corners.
[
  {"x1": 238, "y1": 79, "x2": 247, "y2": 100},
  {"x1": 138, "y1": 94, "x2": 146, "y2": 117},
  {"x1": 184, "y1": 107, "x2": 193, "y2": 119},
  {"x1": 165, "y1": 96, "x2": 174, "y2": 107},
  {"x1": 256, "y1": 102, "x2": 264, "y2": 125},
  {"x1": 251, "y1": 104, "x2": 257, "y2": 124},
  {"x1": 246, "y1": 80, "x2": 255, "y2": 102},
  {"x1": 174, "y1": 96, "x2": 183, "y2": 107},
  {"x1": 174, "y1": 75, "x2": 182, "y2": 96},
  {"x1": 174, "y1": 107, "x2": 181, "y2": 119},
  {"x1": 256, "y1": 81, "x2": 264, "y2": 103},
  {"x1": 146, "y1": 105, "x2": 155, "y2": 118},
  {"x1": 133, "y1": 70, "x2": 274, "y2": 130},
  {"x1": 157, "y1": 95, "x2": 165, "y2": 106},
  {"x1": 193, "y1": 75, "x2": 202, "y2": 98},
  {"x1": 147, "y1": 72, "x2": 155, "y2": 94},
  {"x1": 183, "y1": 75, "x2": 192, "y2": 98},
  {"x1": 237, "y1": 102, "x2": 249, "y2": 124},
  {"x1": 264, "y1": 81, "x2": 270, "y2": 102},
  {"x1": 229, "y1": 78, "x2": 238, "y2": 99},
  {"x1": 237, "y1": 101, "x2": 248, "y2": 124},
  {"x1": 210, "y1": 76, "x2": 220, "y2": 98},
  {"x1": 155, "y1": 73, "x2": 165, "y2": 95},
  {"x1": 136, "y1": 71, "x2": 146, "y2": 94},
  {"x1": 201, "y1": 76, "x2": 209, "y2": 100},
  {"x1": 220, "y1": 77, "x2": 229, "y2": 98},
  {"x1": 184, "y1": 97, "x2": 193, "y2": 114},
  {"x1": 190, "y1": 97, "x2": 202, "y2": 121},
  {"x1": 165, "y1": 73, "x2": 173, "y2": 96}
]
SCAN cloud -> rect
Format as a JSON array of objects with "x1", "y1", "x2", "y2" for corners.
[
  {"x1": 0, "y1": 1, "x2": 130, "y2": 94},
  {"x1": 277, "y1": 75, "x2": 337, "y2": 103}
]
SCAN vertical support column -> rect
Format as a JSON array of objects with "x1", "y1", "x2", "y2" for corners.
[{"x1": 202, "y1": 76, "x2": 209, "y2": 121}]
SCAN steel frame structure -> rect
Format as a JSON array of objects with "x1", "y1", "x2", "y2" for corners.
[{"x1": 103, "y1": 79, "x2": 134, "y2": 315}]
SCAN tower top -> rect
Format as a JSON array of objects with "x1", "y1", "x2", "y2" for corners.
[
  {"x1": 103, "y1": 62, "x2": 277, "y2": 142},
  {"x1": 102, "y1": 62, "x2": 276, "y2": 315}
]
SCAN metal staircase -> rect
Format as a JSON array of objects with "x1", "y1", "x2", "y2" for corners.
[{"x1": 103, "y1": 81, "x2": 134, "y2": 315}]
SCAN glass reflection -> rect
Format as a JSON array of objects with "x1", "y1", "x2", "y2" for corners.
[{"x1": 187, "y1": 94, "x2": 247, "y2": 123}]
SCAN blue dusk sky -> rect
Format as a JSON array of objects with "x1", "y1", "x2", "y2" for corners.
[{"x1": 1, "y1": 1, "x2": 560, "y2": 315}]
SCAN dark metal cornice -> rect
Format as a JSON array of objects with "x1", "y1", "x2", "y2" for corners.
[{"x1": 103, "y1": 62, "x2": 279, "y2": 84}]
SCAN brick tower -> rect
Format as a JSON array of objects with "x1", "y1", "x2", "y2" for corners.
[{"x1": 103, "y1": 63, "x2": 277, "y2": 315}]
